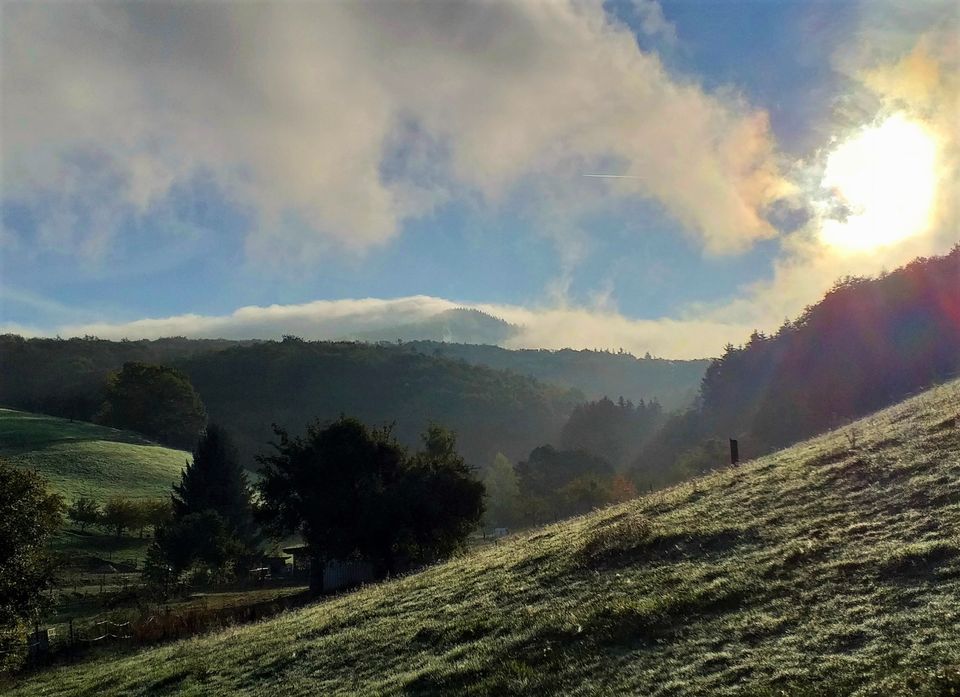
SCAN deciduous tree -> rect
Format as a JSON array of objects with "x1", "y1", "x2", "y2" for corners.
[
  {"x1": 0, "y1": 461, "x2": 63, "y2": 671},
  {"x1": 483, "y1": 453, "x2": 521, "y2": 527},
  {"x1": 98, "y1": 362, "x2": 206, "y2": 449},
  {"x1": 101, "y1": 497, "x2": 139, "y2": 537},
  {"x1": 67, "y1": 496, "x2": 100, "y2": 533},
  {"x1": 258, "y1": 417, "x2": 484, "y2": 594}
]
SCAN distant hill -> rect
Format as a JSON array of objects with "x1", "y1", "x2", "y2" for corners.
[
  {"x1": 177, "y1": 338, "x2": 579, "y2": 468},
  {"x1": 13, "y1": 379, "x2": 960, "y2": 696},
  {"x1": 0, "y1": 408, "x2": 187, "y2": 502},
  {"x1": 401, "y1": 342, "x2": 708, "y2": 410},
  {"x1": 0, "y1": 335, "x2": 247, "y2": 421},
  {"x1": 351, "y1": 308, "x2": 519, "y2": 345},
  {"x1": 0, "y1": 336, "x2": 580, "y2": 468}
]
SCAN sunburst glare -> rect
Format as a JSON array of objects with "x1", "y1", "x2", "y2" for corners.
[{"x1": 819, "y1": 113, "x2": 938, "y2": 253}]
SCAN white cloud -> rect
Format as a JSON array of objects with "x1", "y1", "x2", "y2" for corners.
[
  {"x1": 719, "y1": 7, "x2": 960, "y2": 332},
  {"x1": 632, "y1": 0, "x2": 678, "y2": 45},
  {"x1": 41, "y1": 294, "x2": 745, "y2": 360},
  {"x1": 54, "y1": 296, "x2": 457, "y2": 343},
  {"x1": 2, "y1": 0, "x2": 789, "y2": 264},
  {"x1": 5, "y1": 0, "x2": 953, "y2": 362}
]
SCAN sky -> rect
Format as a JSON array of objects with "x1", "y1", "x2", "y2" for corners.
[{"x1": 1, "y1": 0, "x2": 957, "y2": 358}]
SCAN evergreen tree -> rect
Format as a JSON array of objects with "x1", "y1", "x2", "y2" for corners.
[
  {"x1": 172, "y1": 424, "x2": 257, "y2": 547},
  {"x1": 561, "y1": 396, "x2": 663, "y2": 469},
  {"x1": 401, "y1": 426, "x2": 486, "y2": 564},
  {"x1": 148, "y1": 425, "x2": 258, "y2": 586}
]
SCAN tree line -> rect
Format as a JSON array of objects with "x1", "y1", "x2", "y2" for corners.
[
  {"x1": 631, "y1": 245, "x2": 960, "y2": 485},
  {"x1": 67, "y1": 496, "x2": 170, "y2": 538},
  {"x1": 480, "y1": 396, "x2": 660, "y2": 527},
  {"x1": 0, "y1": 335, "x2": 580, "y2": 467}
]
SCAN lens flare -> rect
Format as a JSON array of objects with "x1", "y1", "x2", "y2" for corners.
[{"x1": 819, "y1": 113, "x2": 938, "y2": 252}]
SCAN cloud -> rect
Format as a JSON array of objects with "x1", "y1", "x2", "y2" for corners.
[
  {"x1": 632, "y1": 0, "x2": 678, "y2": 46},
  {"x1": 52, "y1": 296, "x2": 458, "y2": 344},
  {"x1": 693, "y1": 5, "x2": 960, "y2": 335},
  {"x1": 21, "y1": 294, "x2": 740, "y2": 360},
  {"x1": 2, "y1": 1, "x2": 790, "y2": 264}
]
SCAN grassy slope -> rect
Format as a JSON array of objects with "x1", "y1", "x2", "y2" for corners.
[
  {"x1": 12, "y1": 380, "x2": 960, "y2": 696},
  {"x1": 0, "y1": 408, "x2": 188, "y2": 502}
]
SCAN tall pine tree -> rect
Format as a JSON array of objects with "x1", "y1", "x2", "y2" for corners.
[
  {"x1": 172, "y1": 423, "x2": 258, "y2": 548},
  {"x1": 146, "y1": 424, "x2": 259, "y2": 587}
]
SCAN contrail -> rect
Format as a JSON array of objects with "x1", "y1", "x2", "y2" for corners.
[{"x1": 581, "y1": 173, "x2": 643, "y2": 179}]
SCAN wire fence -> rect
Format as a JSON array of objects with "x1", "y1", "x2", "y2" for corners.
[{"x1": 8, "y1": 590, "x2": 312, "y2": 671}]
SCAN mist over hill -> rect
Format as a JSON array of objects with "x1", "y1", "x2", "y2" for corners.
[{"x1": 349, "y1": 308, "x2": 519, "y2": 345}]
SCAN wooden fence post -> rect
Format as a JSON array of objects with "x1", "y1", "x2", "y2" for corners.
[{"x1": 729, "y1": 439, "x2": 739, "y2": 466}]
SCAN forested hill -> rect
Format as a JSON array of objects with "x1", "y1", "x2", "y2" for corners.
[
  {"x1": 399, "y1": 342, "x2": 708, "y2": 410},
  {"x1": 0, "y1": 335, "x2": 247, "y2": 420},
  {"x1": 178, "y1": 339, "x2": 578, "y2": 467},
  {"x1": 0, "y1": 336, "x2": 579, "y2": 468},
  {"x1": 638, "y1": 246, "x2": 960, "y2": 480}
]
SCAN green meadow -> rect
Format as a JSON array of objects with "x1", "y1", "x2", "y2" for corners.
[
  {"x1": 0, "y1": 408, "x2": 188, "y2": 503},
  {"x1": 9, "y1": 379, "x2": 959, "y2": 696}
]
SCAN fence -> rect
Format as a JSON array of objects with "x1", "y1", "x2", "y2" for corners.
[{"x1": 11, "y1": 591, "x2": 312, "y2": 670}]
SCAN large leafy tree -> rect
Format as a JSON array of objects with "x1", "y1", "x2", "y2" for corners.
[
  {"x1": 257, "y1": 417, "x2": 406, "y2": 593},
  {"x1": 0, "y1": 461, "x2": 63, "y2": 672},
  {"x1": 258, "y1": 417, "x2": 484, "y2": 594},
  {"x1": 98, "y1": 362, "x2": 206, "y2": 449},
  {"x1": 100, "y1": 496, "x2": 139, "y2": 537},
  {"x1": 67, "y1": 496, "x2": 100, "y2": 532},
  {"x1": 516, "y1": 445, "x2": 613, "y2": 523}
]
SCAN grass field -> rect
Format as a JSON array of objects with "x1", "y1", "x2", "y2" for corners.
[
  {"x1": 0, "y1": 408, "x2": 188, "y2": 502},
  {"x1": 8, "y1": 379, "x2": 960, "y2": 696}
]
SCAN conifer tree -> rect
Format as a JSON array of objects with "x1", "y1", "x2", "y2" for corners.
[{"x1": 172, "y1": 424, "x2": 258, "y2": 549}]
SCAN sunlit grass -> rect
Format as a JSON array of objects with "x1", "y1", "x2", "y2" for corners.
[
  {"x1": 0, "y1": 408, "x2": 188, "y2": 502},
  {"x1": 7, "y1": 380, "x2": 960, "y2": 696}
]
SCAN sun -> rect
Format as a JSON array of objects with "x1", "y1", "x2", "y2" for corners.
[{"x1": 819, "y1": 113, "x2": 938, "y2": 252}]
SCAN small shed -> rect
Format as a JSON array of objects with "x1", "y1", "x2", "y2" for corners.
[
  {"x1": 264, "y1": 555, "x2": 289, "y2": 575},
  {"x1": 281, "y1": 546, "x2": 375, "y2": 592},
  {"x1": 282, "y1": 545, "x2": 312, "y2": 573},
  {"x1": 324, "y1": 559, "x2": 374, "y2": 592}
]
